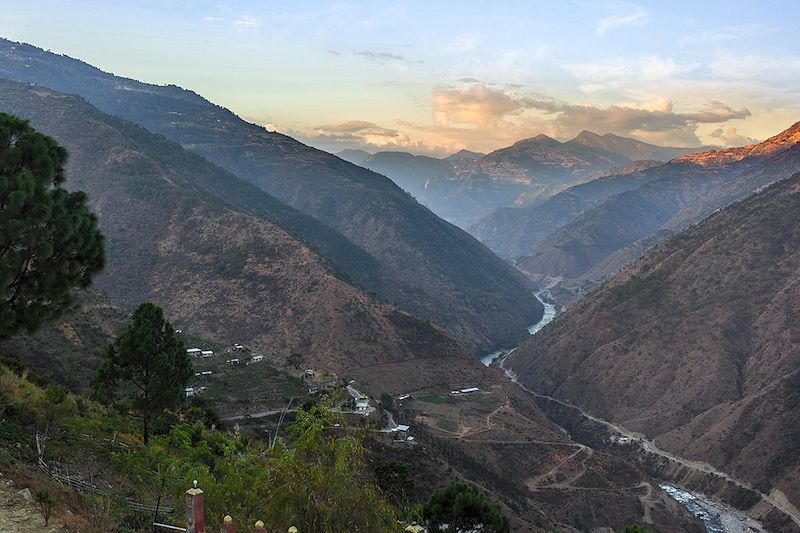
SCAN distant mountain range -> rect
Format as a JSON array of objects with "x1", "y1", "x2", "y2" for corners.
[
  {"x1": 506, "y1": 172, "x2": 800, "y2": 530},
  {"x1": 340, "y1": 132, "x2": 708, "y2": 227},
  {"x1": 501, "y1": 122, "x2": 800, "y2": 286},
  {"x1": 0, "y1": 38, "x2": 541, "y2": 354}
]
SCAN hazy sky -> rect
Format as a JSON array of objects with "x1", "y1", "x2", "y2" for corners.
[{"x1": 3, "y1": 0, "x2": 799, "y2": 155}]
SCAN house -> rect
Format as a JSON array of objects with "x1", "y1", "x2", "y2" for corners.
[
  {"x1": 397, "y1": 394, "x2": 411, "y2": 401},
  {"x1": 356, "y1": 399, "x2": 370, "y2": 412},
  {"x1": 233, "y1": 343, "x2": 244, "y2": 351},
  {"x1": 175, "y1": 329, "x2": 183, "y2": 334},
  {"x1": 201, "y1": 350, "x2": 214, "y2": 358},
  {"x1": 308, "y1": 387, "x2": 319, "y2": 395},
  {"x1": 226, "y1": 358, "x2": 240, "y2": 366},
  {"x1": 459, "y1": 387, "x2": 479, "y2": 394},
  {"x1": 305, "y1": 369, "x2": 315, "y2": 377},
  {"x1": 186, "y1": 348, "x2": 202, "y2": 356},
  {"x1": 250, "y1": 355, "x2": 264, "y2": 363},
  {"x1": 185, "y1": 387, "x2": 195, "y2": 397},
  {"x1": 201, "y1": 371, "x2": 212, "y2": 377}
]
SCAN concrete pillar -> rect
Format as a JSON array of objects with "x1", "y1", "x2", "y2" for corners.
[
  {"x1": 253, "y1": 520, "x2": 267, "y2": 533},
  {"x1": 220, "y1": 515, "x2": 235, "y2": 533},
  {"x1": 186, "y1": 480, "x2": 205, "y2": 533}
]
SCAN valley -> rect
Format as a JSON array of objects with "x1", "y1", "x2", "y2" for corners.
[{"x1": 0, "y1": 8, "x2": 798, "y2": 531}]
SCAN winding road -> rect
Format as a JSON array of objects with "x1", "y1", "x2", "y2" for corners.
[{"x1": 494, "y1": 294, "x2": 800, "y2": 530}]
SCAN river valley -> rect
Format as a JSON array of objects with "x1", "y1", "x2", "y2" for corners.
[{"x1": 485, "y1": 291, "x2": 797, "y2": 533}]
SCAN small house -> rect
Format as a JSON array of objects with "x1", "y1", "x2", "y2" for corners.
[
  {"x1": 226, "y1": 358, "x2": 240, "y2": 366},
  {"x1": 186, "y1": 348, "x2": 202, "y2": 356},
  {"x1": 305, "y1": 369, "x2": 315, "y2": 376},
  {"x1": 250, "y1": 355, "x2": 264, "y2": 363},
  {"x1": 201, "y1": 370, "x2": 212, "y2": 376},
  {"x1": 459, "y1": 387, "x2": 479, "y2": 394},
  {"x1": 185, "y1": 387, "x2": 195, "y2": 397},
  {"x1": 356, "y1": 399, "x2": 370, "y2": 412},
  {"x1": 201, "y1": 350, "x2": 214, "y2": 358},
  {"x1": 233, "y1": 343, "x2": 244, "y2": 351}
]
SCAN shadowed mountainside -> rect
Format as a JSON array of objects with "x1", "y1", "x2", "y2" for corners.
[
  {"x1": 506, "y1": 173, "x2": 800, "y2": 514},
  {"x1": 0, "y1": 80, "x2": 489, "y2": 394},
  {"x1": 0, "y1": 38, "x2": 541, "y2": 353}
]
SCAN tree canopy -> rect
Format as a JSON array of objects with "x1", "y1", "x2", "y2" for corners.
[
  {"x1": 423, "y1": 481, "x2": 510, "y2": 532},
  {"x1": 0, "y1": 113, "x2": 104, "y2": 339},
  {"x1": 92, "y1": 302, "x2": 191, "y2": 443}
]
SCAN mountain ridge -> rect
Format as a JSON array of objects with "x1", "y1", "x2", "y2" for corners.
[
  {"x1": 0, "y1": 37, "x2": 542, "y2": 353},
  {"x1": 505, "y1": 173, "x2": 800, "y2": 527}
]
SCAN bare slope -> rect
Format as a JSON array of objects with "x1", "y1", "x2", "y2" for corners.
[
  {"x1": 507, "y1": 174, "x2": 800, "y2": 510},
  {"x1": 0, "y1": 38, "x2": 541, "y2": 352}
]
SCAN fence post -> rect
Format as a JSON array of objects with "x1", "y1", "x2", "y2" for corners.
[
  {"x1": 186, "y1": 480, "x2": 205, "y2": 533},
  {"x1": 219, "y1": 515, "x2": 235, "y2": 533},
  {"x1": 253, "y1": 520, "x2": 267, "y2": 533}
]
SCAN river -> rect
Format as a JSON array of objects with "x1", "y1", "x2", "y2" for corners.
[
  {"x1": 479, "y1": 289, "x2": 556, "y2": 366},
  {"x1": 485, "y1": 290, "x2": 778, "y2": 533}
]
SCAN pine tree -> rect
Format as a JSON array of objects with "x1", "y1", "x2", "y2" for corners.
[
  {"x1": 423, "y1": 482, "x2": 510, "y2": 532},
  {"x1": 0, "y1": 113, "x2": 105, "y2": 339},
  {"x1": 92, "y1": 302, "x2": 191, "y2": 443}
]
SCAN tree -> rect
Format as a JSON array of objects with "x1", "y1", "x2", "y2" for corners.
[
  {"x1": 619, "y1": 526, "x2": 659, "y2": 533},
  {"x1": 423, "y1": 482, "x2": 510, "y2": 533},
  {"x1": 375, "y1": 460, "x2": 413, "y2": 506},
  {"x1": 0, "y1": 113, "x2": 105, "y2": 340},
  {"x1": 91, "y1": 302, "x2": 191, "y2": 443},
  {"x1": 380, "y1": 392, "x2": 394, "y2": 412}
]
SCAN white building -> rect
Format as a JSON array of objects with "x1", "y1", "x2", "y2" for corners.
[
  {"x1": 185, "y1": 387, "x2": 195, "y2": 397},
  {"x1": 186, "y1": 348, "x2": 202, "y2": 356},
  {"x1": 250, "y1": 355, "x2": 264, "y2": 363},
  {"x1": 201, "y1": 350, "x2": 214, "y2": 358},
  {"x1": 226, "y1": 358, "x2": 240, "y2": 365}
]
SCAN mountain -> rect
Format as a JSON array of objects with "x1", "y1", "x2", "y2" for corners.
[
  {"x1": 444, "y1": 149, "x2": 485, "y2": 162},
  {"x1": 335, "y1": 148, "x2": 371, "y2": 165},
  {"x1": 0, "y1": 79, "x2": 492, "y2": 396},
  {"x1": 568, "y1": 130, "x2": 712, "y2": 162},
  {"x1": 470, "y1": 164, "x2": 661, "y2": 259},
  {"x1": 358, "y1": 151, "x2": 451, "y2": 195},
  {"x1": 505, "y1": 173, "x2": 800, "y2": 527},
  {"x1": 0, "y1": 38, "x2": 542, "y2": 353},
  {"x1": 514, "y1": 122, "x2": 800, "y2": 284},
  {"x1": 400, "y1": 132, "x2": 707, "y2": 228}
]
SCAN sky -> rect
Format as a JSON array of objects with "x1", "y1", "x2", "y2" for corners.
[{"x1": 2, "y1": 0, "x2": 799, "y2": 156}]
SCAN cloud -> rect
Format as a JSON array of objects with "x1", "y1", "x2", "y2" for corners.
[
  {"x1": 355, "y1": 50, "x2": 421, "y2": 64},
  {"x1": 298, "y1": 84, "x2": 754, "y2": 155},
  {"x1": 428, "y1": 83, "x2": 750, "y2": 146},
  {"x1": 709, "y1": 127, "x2": 760, "y2": 147},
  {"x1": 233, "y1": 16, "x2": 262, "y2": 29},
  {"x1": 307, "y1": 120, "x2": 412, "y2": 149},
  {"x1": 203, "y1": 16, "x2": 224, "y2": 22},
  {"x1": 596, "y1": 6, "x2": 648, "y2": 36},
  {"x1": 565, "y1": 56, "x2": 701, "y2": 87}
]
